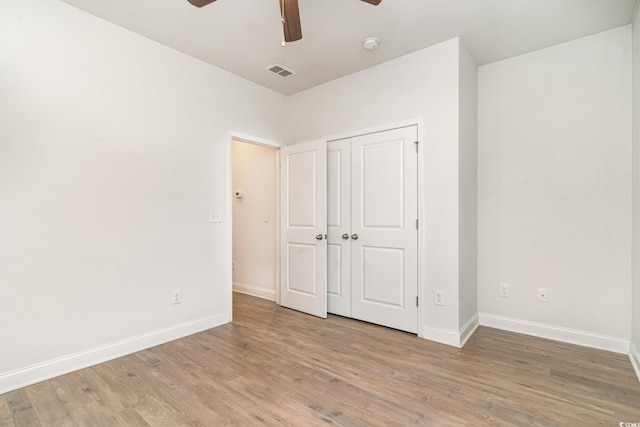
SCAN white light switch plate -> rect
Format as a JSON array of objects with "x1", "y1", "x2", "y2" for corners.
[{"x1": 210, "y1": 212, "x2": 222, "y2": 223}]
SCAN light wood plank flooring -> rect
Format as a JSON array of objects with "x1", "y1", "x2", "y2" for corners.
[{"x1": 2, "y1": 293, "x2": 640, "y2": 426}]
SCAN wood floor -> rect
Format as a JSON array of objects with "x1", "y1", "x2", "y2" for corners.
[{"x1": 2, "y1": 293, "x2": 640, "y2": 426}]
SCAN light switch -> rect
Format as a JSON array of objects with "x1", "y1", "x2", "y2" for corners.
[
  {"x1": 210, "y1": 212, "x2": 222, "y2": 223},
  {"x1": 263, "y1": 211, "x2": 270, "y2": 222}
]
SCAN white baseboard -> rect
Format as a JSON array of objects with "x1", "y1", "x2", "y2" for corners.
[
  {"x1": 422, "y1": 326, "x2": 461, "y2": 347},
  {"x1": 630, "y1": 341, "x2": 640, "y2": 383},
  {"x1": 233, "y1": 282, "x2": 276, "y2": 301},
  {"x1": 460, "y1": 314, "x2": 480, "y2": 347},
  {"x1": 0, "y1": 313, "x2": 229, "y2": 395},
  {"x1": 422, "y1": 314, "x2": 479, "y2": 348},
  {"x1": 478, "y1": 313, "x2": 630, "y2": 354}
]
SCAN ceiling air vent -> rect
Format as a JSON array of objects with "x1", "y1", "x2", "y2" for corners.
[{"x1": 266, "y1": 64, "x2": 295, "y2": 79}]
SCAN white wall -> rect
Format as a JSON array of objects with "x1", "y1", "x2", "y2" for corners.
[
  {"x1": 478, "y1": 27, "x2": 632, "y2": 351},
  {"x1": 232, "y1": 140, "x2": 277, "y2": 300},
  {"x1": 287, "y1": 38, "x2": 476, "y2": 344},
  {"x1": 0, "y1": 0, "x2": 285, "y2": 392},
  {"x1": 631, "y1": 5, "x2": 640, "y2": 375},
  {"x1": 458, "y1": 41, "x2": 478, "y2": 332}
]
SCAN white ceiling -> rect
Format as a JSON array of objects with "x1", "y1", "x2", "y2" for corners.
[{"x1": 59, "y1": 0, "x2": 638, "y2": 95}]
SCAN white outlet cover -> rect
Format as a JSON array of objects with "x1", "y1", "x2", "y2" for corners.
[
  {"x1": 210, "y1": 212, "x2": 222, "y2": 223},
  {"x1": 434, "y1": 290, "x2": 444, "y2": 306}
]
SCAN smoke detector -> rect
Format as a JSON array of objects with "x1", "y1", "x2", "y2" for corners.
[{"x1": 362, "y1": 37, "x2": 379, "y2": 51}]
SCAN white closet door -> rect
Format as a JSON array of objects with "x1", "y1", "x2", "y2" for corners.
[
  {"x1": 327, "y1": 139, "x2": 351, "y2": 317},
  {"x1": 280, "y1": 139, "x2": 327, "y2": 318},
  {"x1": 351, "y1": 126, "x2": 418, "y2": 333}
]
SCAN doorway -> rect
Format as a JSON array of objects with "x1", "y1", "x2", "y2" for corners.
[{"x1": 231, "y1": 139, "x2": 279, "y2": 301}]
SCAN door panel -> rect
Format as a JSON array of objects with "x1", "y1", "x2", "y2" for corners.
[
  {"x1": 361, "y1": 246, "x2": 405, "y2": 307},
  {"x1": 287, "y1": 150, "x2": 318, "y2": 227},
  {"x1": 280, "y1": 139, "x2": 327, "y2": 318},
  {"x1": 326, "y1": 139, "x2": 351, "y2": 317},
  {"x1": 362, "y1": 139, "x2": 404, "y2": 228},
  {"x1": 287, "y1": 243, "x2": 318, "y2": 295},
  {"x1": 327, "y1": 148, "x2": 343, "y2": 228},
  {"x1": 327, "y1": 244, "x2": 342, "y2": 294},
  {"x1": 351, "y1": 126, "x2": 418, "y2": 333}
]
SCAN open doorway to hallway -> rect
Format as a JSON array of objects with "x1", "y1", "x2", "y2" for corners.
[{"x1": 231, "y1": 139, "x2": 278, "y2": 302}]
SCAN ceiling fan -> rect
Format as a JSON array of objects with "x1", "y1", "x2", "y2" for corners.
[{"x1": 186, "y1": 0, "x2": 382, "y2": 43}]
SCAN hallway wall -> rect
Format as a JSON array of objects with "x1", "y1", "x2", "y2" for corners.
[{"x1": 232, "y1": 141, "x2": 278, "y2": 301}]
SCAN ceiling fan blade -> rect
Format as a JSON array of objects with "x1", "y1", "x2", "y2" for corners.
[
  {"x1": 187, "y1": 0, "x2": 217, "y2": 7},
  {"x1": 361, "y1": 0, "x2": 382, "y2": 5},
  {"x1": 280, "y1": 0, "x2": 302, "y2": 42}
]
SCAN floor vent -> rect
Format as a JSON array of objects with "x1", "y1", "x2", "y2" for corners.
[{"x1": 266, "y1": 64, "x2": 295, "y2": 79}]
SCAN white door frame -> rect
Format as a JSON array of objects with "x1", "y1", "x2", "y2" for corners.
[
  {"x1": 325, "y1": 117, "x2": 425, "y2": 338},
  {"x1": 227, "y1": 131, "x2": 284, "y2": 320}
]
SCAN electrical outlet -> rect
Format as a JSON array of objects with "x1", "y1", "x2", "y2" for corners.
[
  {"x1": 499, "y1": 283, "x2": 510, "y2": 298},
  {"x1": 434, "y1": 290, "x2": 444, "y2": 306},
  {"x1": 538, "y1": 288, "x2": 548, "y2": 303},
  {"x1": 172, "y1": 289, "x2": 182, "y2": 305}
]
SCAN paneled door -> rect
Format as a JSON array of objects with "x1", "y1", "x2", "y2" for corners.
[
  {"x1": 280, "y1": 139, "x2": 327, "y2": 318},
  {"x1": 350, "y1": 126, "x2": 418, "y2": 333},
  {"x1": 327, "y1": 139, "x2": 352, "y2": 317}
]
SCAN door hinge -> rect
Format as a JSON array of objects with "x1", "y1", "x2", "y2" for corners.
[
  {"x1": 416, "y1": 219, "x2": 419, "y2": 229},
  {"x1": 416, "y1": 296, "x2": 419, "y2": 307},
  {"x1": 415, "y1": 141, "x2": 419, "y2": 153}
]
